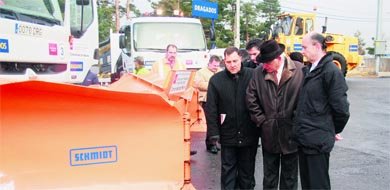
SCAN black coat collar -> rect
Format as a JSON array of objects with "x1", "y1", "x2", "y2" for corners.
[
  {"x1": 225, "y1": 64, "x2": 244, "y2": 79},
  {"x1": 304, "y1": 52, "x2": 333, "y2": 77}
]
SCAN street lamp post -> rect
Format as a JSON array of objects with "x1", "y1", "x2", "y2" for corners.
[
  {"x1": 115, "y1": 0, "x2": 120, "y2": 32},
  {"x1": 234, "y1": 0, "x2": 240, "y2": 48},
  {"x1": 126, "y1": 0, "x2": 132, "y2": 20},
  {"x1": 173, "y1": 0, "x2": 180, "y2": 16},
  {"x1": 375, "y1": 0, "x2": 383, "y2": 75}
]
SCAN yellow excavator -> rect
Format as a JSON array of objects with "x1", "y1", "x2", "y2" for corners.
[{"x1": 270, "y1": 12, "x2": 362, "y2": 76}]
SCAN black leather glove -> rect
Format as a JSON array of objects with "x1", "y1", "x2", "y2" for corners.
[{"x1": 208, "y1": 135, "x2": 220, "y2": 145}]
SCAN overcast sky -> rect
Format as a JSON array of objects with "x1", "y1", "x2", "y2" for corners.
[
  {"x1": 279, "y1": 0, "x2": 390, "y2": 47},
  {"x1": 132, "y1": 0, "x2": 389, "y2": 47}
]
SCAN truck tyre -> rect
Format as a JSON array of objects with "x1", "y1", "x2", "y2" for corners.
[{"x1": 330, "y1": 51, "x2": 347, "y2": 76}]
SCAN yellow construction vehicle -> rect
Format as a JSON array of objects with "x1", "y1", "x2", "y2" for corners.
[{"x1": 270, "y1": 12, "x2": 362, "y2": 76}]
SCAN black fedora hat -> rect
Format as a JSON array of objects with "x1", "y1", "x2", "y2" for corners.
[{"x1": 256, "y1": 40, "x2": 285, "y2": 63}]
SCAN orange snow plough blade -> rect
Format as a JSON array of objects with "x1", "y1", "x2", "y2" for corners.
[{"x1": 0, "y1": 71, "x2": 197, "y2": 190}]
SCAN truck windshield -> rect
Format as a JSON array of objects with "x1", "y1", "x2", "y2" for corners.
[
  {"x1": 280, "y1": 16, "x2": 293, "y2": 35},
  {"x1": 271, "y1": 16, "x2": 293, "y2": 36},
  {"x1": 133, "y1": 22, "x2": 207, "y2": 51},
  {"x1": 0, "y1": 0, "x2": 63, "y2": 26}
]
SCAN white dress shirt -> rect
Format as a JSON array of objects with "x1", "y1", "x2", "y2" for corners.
[
  {"x1": 276, "y1": 58, "x2": 285, "y2": 84},
  {"x1": 310, "y1": 60, "x2": 320, "y2": 72}
]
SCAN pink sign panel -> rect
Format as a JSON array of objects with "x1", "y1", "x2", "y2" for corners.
[
  {"x1": 49, "y1": 43, "x2": 58, "y2": 55},
  {"x1": 186, "y1": 60, "x2": 193, "y2": 65}
]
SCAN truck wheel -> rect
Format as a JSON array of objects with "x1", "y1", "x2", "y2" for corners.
[{"x1": 330, "y1": 51, "x2": 347, "y2": 76}]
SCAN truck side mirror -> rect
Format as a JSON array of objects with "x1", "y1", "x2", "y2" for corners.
[
  {"x1": 119, "y1": 26, "x2": 126, "y2": 34},
  {"x1": 119, "y1": 35, "x2": 126, "y2": 49},
  {"x1": 93, "y1": 48, "x2": 99, "y2": 60},
  {"x1": 322, "y1": 26, "x2": 327, "y2": 33},
  {"x1": 119, "y1": 25, "x2": 131, "y2": 50}
]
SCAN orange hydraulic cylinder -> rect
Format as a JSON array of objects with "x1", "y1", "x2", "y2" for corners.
[{"x1": 181, "y1": 112, "x2": 195, "y2": 190}]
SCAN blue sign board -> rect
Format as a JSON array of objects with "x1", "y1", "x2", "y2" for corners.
[
  {"x1": 192, "y1": 0, "x2": 218, "y2": 19},
  {"x1": 0, "y1": 38, "x2": 9, "y2": 53},
  {"x1": 349, "y1": 45, "x2": 358, "y2": 52},
  {"x1": 293, "y1": 43, "x2": 302, "y2": 51}
]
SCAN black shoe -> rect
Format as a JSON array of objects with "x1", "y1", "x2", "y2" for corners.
[
  {"x1": 207, "y1": 146, "x2": 218, "y2": 154},
  {"x1": 190, "y1": 150, "x2": 197, "y2": 155}
]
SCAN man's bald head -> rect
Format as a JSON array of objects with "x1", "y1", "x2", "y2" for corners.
[
  {"x1": 302, "y1": 32, "x2": 327, "y2": 63},
  {"x1": 304, "y1": 32, "x2": 327, "y2": 51}
]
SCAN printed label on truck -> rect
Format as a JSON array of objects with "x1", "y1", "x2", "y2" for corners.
[
  {"x1": 49, "y1": 43, "x2": 58, "y2": 55},
  {"x1": 70, "y1": 61, "x2": 83, "y2": 71},
  {"x1": 70, "y1": 145, "x2": 118, "y2": 166},
  {"x1": 14, "y1": 23, "x2": 43, "y2": 37},
  {"x1": 0, "y1": 38, "x2": 9, "y2": 53}
]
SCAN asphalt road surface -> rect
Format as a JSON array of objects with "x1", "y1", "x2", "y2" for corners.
[{"x1": 190, "y1": 77, "x2": 390, "y2": 190}]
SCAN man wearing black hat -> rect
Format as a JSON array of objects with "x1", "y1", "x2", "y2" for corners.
[{"x1": 246, "y1": 40, "x2": 304, "y2": 190}]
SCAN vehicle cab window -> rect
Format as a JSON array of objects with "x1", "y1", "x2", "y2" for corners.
[
  {"x1": 295, "y1": 17, "x2": 303, "y2": 35},
  {"x1": 305, "y1": 18, "x2": 314, "y2": 34}
]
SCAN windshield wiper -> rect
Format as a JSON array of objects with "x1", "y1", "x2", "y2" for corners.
[
  {"x1": 0, "y1": 7, "x2": 18, "y2": 20},
  {"x1": 19, "y1": 13, "x2": 61, "y2": 26},
  {"x1": 136, "y1": 48, "x2": 165, "y2": 52},
  {"x1": 0, "y1": 8, "x2": 60, "y2": 26}
]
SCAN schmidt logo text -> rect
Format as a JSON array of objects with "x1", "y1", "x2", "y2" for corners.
[{"x1": 70, "y1": 145, "x2": 117, "y2": 166}]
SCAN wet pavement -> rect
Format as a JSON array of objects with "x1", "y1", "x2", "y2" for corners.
[
  {"x1": 190, "y1": 77, "x2": 390, "y2": 190},
  {"x1": 190, "y1": 131, "x2": 263, "y2": 190}
]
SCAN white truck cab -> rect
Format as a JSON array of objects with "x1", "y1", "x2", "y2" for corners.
[
  {"x1": 111, "y1": 16, "x2": 209, "y2": 79},
  {"x1": 0, "y1": 0, "x2": 99, "y2": 83}
]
